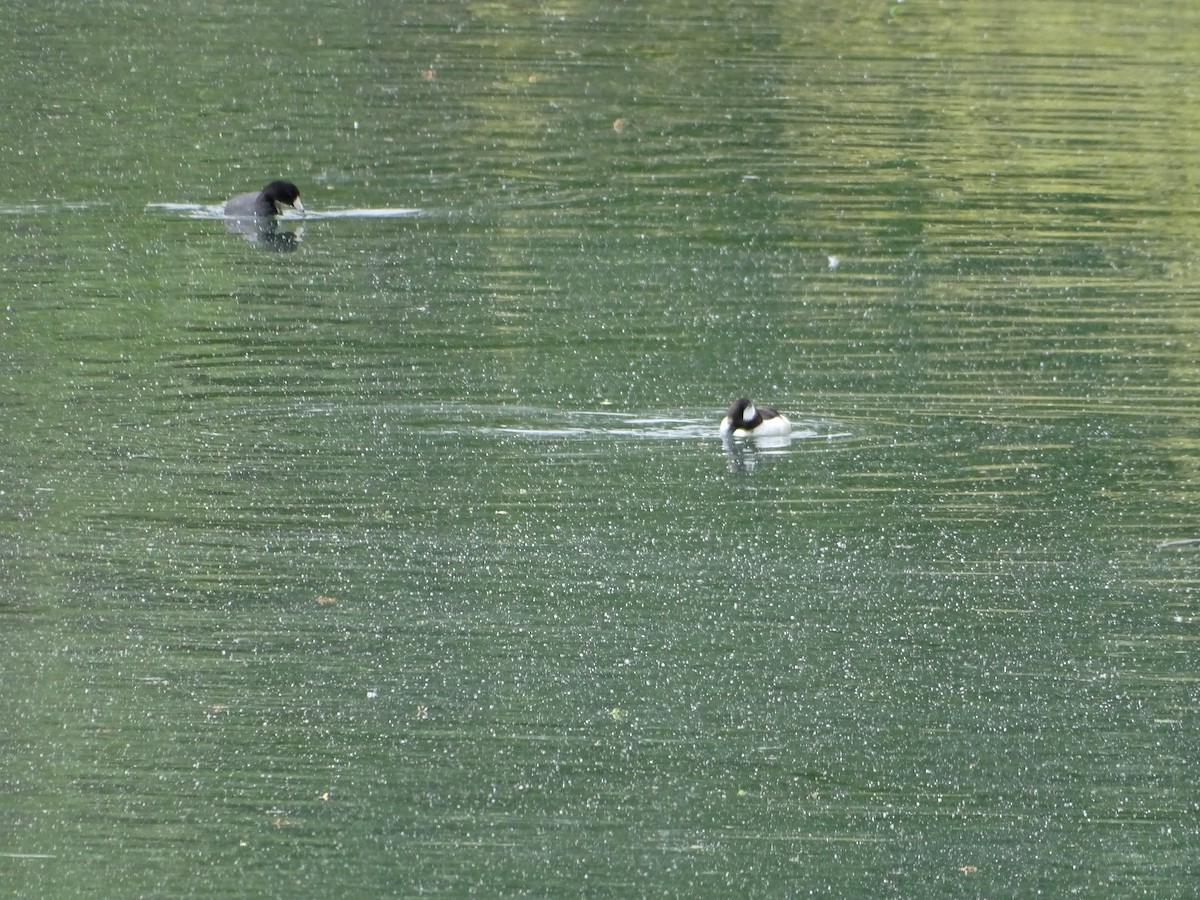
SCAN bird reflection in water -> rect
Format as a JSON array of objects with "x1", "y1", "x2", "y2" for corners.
[{"x1": 722, "y1": 431, "x2": 791, "y2": 474}]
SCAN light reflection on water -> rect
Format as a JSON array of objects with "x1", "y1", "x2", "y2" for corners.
[
  {"x1": 487, "y1": 412, "x2": 847, "y2": 443},
  {"x1": 145, "y1": 202, "x2": 423, "y2": 220}
]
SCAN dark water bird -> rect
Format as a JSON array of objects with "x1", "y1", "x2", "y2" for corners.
[
  {"x1": 718, "y1": 397, "x2": 792, "y2": 439},
  {"x1": 224, "y1": 180, "x2": 303, "y2": 218},
  {"x1": 223, "y1": 180, "x2": 304, "y2": 250}
]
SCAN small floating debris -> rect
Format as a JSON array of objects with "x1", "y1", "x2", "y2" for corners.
[{"x1": 1156, "y1": 538, "x2": 1200, "y2": 549}]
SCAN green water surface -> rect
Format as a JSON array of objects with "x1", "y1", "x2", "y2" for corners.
[{"x1": 2, "y1": 1, "x2": 1199, "y2": 896}]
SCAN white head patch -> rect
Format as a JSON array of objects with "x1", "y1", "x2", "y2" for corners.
[{"x1": 742, "y1": 403, "x2": 756, "y2": 422}]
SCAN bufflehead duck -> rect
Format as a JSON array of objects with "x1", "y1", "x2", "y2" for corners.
[
  {"x1": 719, "y1": 397, "x2": 792, "y2": 439},
  {"x1": 224, "y1": 180, "x2": 303, "y2": 218}
]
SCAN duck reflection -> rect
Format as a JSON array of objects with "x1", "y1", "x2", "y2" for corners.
[
  {"x1": 224, "y1": 216, "x2": 304, "y2": 252},
  {"x1": 722, "y1": 431, "x2": 791, "y2": 473}
]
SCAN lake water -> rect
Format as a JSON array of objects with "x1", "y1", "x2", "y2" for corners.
[{"x1": 3, "y1": 1, "x2": 1199, "y2": 896}]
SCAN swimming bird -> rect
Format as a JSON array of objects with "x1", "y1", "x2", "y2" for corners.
[
  {"x1": 223, "y1": 180, "x2": 304, "y2": 249},
  {"x1": 223, "y1": 180, "x2": 303, "y2": 218},
  {"x1": 718, "y1": 397, "x2": 792, "y2": 439}
]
